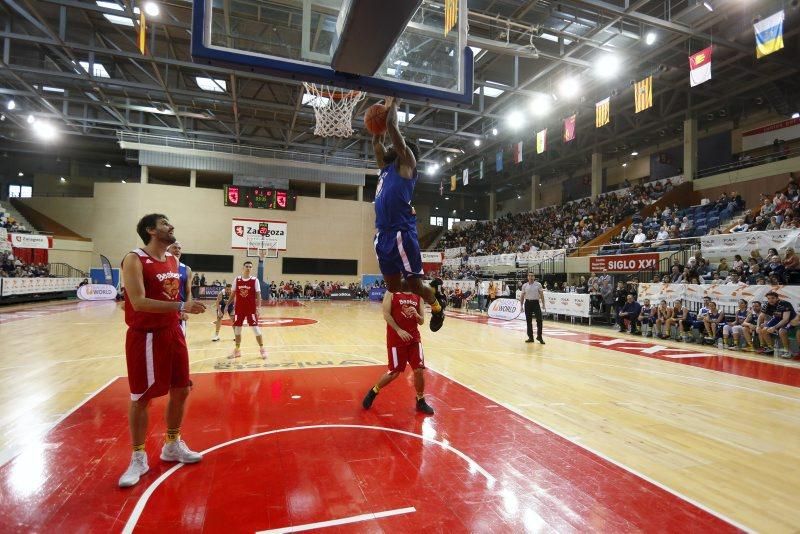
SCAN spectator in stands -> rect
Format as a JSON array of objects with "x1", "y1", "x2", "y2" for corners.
[
  {"x1": 732, "y1": 254, "x2": 745, "y2": 273},
  {"x1": 783, "y1": 248, "x2": 799, "y2": 273},
  {"x1": 670, "y1": 265, "x2": 685, "y2": 283},
  {"x1": 782, "y1": 214, "x2": 797, "y2": 229},
  {"x1": 632, "y1": 227, "x2": 647, "y2": 248}
]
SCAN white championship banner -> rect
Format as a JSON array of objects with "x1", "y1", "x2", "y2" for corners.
[
  {"x1": 444, "y1": 247, "x2": 466, "y2": 258},
  {"x1": 516, "y1": 249, "x2": 566, "y2": 265},
  {"x1": 0, "y1": 228, "x2": 7, "y2": 241},
  {"x1": 77, "y1": 284, "x2": 118, "y2": 301},
  {"x1": 0, "y1": 240, "x2": 11, "y2": 253},
  {"x1": 442, "y1": 258, "x2": 461, "y2": 268},
  {"x1": 488, "y1": 298, "x2": 523, "y2": 320},
  {"x1": 637, "y1": 283, "x2": 800, "y2": 309},
  {"x1": 9, "y1": 233, "x2": 52, "y2": 249},
  {"x1": 543, "y1": 291, "x2": 591, "y2": 318},
  {"x1": 700, "y1": 229, "x2": 800, "y2": 258},
  {"x1": 467, "y1": 253, "x2": 516, "y2": 268},
  {"x1": 421, "y1": 251, "x2": 443, "y2": 263},
  {"x1": 231, "y1": 218, "x2": 287, "y2": 250},
  {"x1": 1, "y1": 277, "x2": 83, "y2": 297}
]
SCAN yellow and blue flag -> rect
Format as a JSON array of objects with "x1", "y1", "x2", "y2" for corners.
[{"x1": 754, "y1": 10, "x2": 784, "y2": 58}]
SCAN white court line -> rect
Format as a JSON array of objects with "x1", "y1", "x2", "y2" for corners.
[
  {"x1": 121, "y1": 424, "x2": 495, "y2": 534},
  {"x1": 0, "y1": 376, "x2": 119, "y2": 469},
  {"x1": 256, "y1": 506, "x2": 416, "y2": 533},
  {"x1": 424, "y1": 365, "x2": 754, "y2": 533}
]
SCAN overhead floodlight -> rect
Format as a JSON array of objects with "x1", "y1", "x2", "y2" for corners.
[
  {"x1": 792, "y1": 112, "x2": 800, "y2": 119},
  {"x1": 122, "y1": 180, "x2": 127, "y2": 184},
  {"x1": 7, "y1": 100, "x2": 16, "y2": 110},
  {"x1": 557, "y1": 76, "x2": 580, "y2": 99},
  {"x1": 473, "y1": 139, "x2": 481, "y2": 147},
  {"x1": 445, "y1": 196, "x2": 450, "y2": 200},
  {"x1": 702, "y1": 1, "x2": 713, "y2": 11},
  {"x1": 622, "y1": 163, "x2": 628, "y2": 167},
  {"x1": 631, "y1": 151, "x2": 639, "y2": 156},
  {"x1": 419, "y1": 138, "x2": 434, "y2": 144},
  {"x1": 18, "y1": 172, "x2": 23, "y2": 177},
  {"x1": 594, "y1": 54, "x2": 620, "y2": 78},
  {"x1": 59, "y1": 177, "x2": 66, "y2": 183},
  {"x1": 492, "y1": 127, "x2": 498, "y2": 136},
  {"x1": 32, "y1": 120, "x2": 58, "y2": 141},
  {"x1": 26, "y1": 114, "x2": 36, "y2": 124},
  {"x1": 446, "y1": 156, "x2": 452, "y2": 163},
  {"x1": 645, "y1": 32, "x2": 657, "y2": 45},
  {"x1": 143, "y1": 1, "x2": 160, "y2": 17},
  {"x1": 529, "y1": 94, "x2": 551, "y2": 117},
  {"x1": 105, "y1": 162, "x2": 112, "y2": 168},
  {"x1": 507, "y1": 110, "x2": 525, "y2": 129}
]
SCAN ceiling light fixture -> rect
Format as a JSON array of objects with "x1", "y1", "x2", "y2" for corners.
[
  {"x1": 594, "y1": 54, "x2": 620, "y2": 78},
  {"x1": 492, "y1": 127, "x2": 498, "y2": 136},
  {"x1": 473, "y1": 139, "x2": 481, "y2": 147},
  {"x1": 529, "y1": 94, "x2": 551, "y2": 116},
  {"x1": 792, "y1": 112, "x2": 800, "y2": 119},
  {"x1": 446, "y1": 156, "x2": 451, "y2": 163},
  {"x1": 557, "y1": 76, "x2": 580, "y2": 99},
  {"x1": 32, "y1": 120, "x2": 58, "y2": 141},
  {"x1": 702, "y1": 1, "x2": 713, "y2": 11},
  {"x1": 645, "y1": 32, "x2": 656, "y2": 45},
  {"x1": 7, "y1": 100, "x2": 16, "y2": 110},
  {"x1": 105, "y1": 162, "x2": 111, "y2": 168},
  {"x1": 143, "y1": 1, "x2": 160, "y2": 16},
  {"x1": 631, "y1": 151, "x2": 638, "y2": 156}
]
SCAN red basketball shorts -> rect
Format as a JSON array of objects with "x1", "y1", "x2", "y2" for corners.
[
  {"x1": 125, "y1": 324, "x2": 190, "y2": 402},
  {"x1": 387, "y1": 342, "x2": 425, "y2": 372},
  {"x1": 232, "y1": 312, "x2": 259, "y2": 327}
]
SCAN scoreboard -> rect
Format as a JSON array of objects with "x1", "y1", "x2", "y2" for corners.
[{"x1": 224, "y1": 185, "x2": 297, "y2": 211}]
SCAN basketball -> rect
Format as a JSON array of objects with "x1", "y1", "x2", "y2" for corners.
[{"x1": 364, "y1": 103, "x2": 388, "y2": 135}]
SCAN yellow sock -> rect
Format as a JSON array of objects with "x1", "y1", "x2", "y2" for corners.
[
  {"x1": 133, "y1": 443, "x2": 145, "y2": 452},
  {"x1": 166, "y1": 428, "x2": 180, "y2": 443},
  {"x1": 416, "y1": 394, "x2": 424, "y2": 401},
  {"x1": 431, "y1": 301, "x2": 442, "y2": 313},
  {"x1": 372, "y1": 385, "x2": 380, "y2": 394}
]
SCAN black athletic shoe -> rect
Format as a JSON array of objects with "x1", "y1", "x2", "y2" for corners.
[
  {"x1": 429, "y1": 278, "x2": 446, "y2": 332},
  {"x1": 525, "y1": 338, "x2": 534, "y2": 343},
  {"x1": 362, "y1": 388, "x2": 377, "y2": 410},
  {"x1": 416, "y1": 398, "x2": 434, "y2": 415},
  {"x1": 536, "y1": 337, "x2": 545, "y2": 345}
]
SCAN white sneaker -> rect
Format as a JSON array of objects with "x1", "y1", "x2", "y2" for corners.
[
  {"x1": 259, "y1": 346, "x2": 268, "y2": 360},
  {"x1": 160, "y1": 439, "x2": 202, "y2": 463},
  {"x1": 211, "y1": 334, "x2": 220, "y2": 342},
  {"x1": 227, "y1": 348, "x2": 241, "y2": 359},
  {"x1": 118, "y1": 451, "x2": 149, "y2": 488}
]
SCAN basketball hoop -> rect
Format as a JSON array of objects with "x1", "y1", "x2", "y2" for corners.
[
  {"x1": 303, "y1": 82, "x2": 366, "y2": 138},
  {"x1": 247, "y1": 236, "x2": 279, "y2": 259}
]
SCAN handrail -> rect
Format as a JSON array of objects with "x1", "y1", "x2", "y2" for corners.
[
  {"x1": 118, "y1": 131, "x2": 372, "y2": 169},
  {"x1": 696, "y1": 145, "x2": 800, "y2": 179}
]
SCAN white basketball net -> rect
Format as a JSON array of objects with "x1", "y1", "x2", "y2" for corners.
[{"x1": 302, "y1": 82, "x2": 366, "y2": 138}]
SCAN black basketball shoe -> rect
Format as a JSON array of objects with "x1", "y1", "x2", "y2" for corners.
[
  {"x1": 416, "y1": 397, "x2": 434, "y2": 415},
  {"x1": 429, "y1": 278, "x2": 446, "y2": 332},
  {"x1": 362, "y1": 388, "x2": 377, "y2": 409}
]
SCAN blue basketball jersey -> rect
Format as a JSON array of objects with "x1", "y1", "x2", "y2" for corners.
[
  {"x1": 374, "y1": 163, "x2": 417, "y2": 233},
  {"x1": 178, "y1": 262, "x2": 189, "y2": 302}
]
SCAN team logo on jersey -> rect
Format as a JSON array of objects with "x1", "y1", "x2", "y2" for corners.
[
  {"x1": 400, "y1": 303, "x2": 417, "y2": 319},
  {"x1": 161, "y1": 278, "x2": 180, "y2": 300},
  {"x1": 239, "y1": 287, "x2": 250, "y2": 298},
  {"x1": 234, "y1": 225, "x2": 245, "y2": 237}
]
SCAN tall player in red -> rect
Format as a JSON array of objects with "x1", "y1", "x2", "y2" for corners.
[
  {"x1": 362, "y1": 290, "x2": 434, "y2": 415},
  {"x1": 118, "y1": 214, "x2": 207, "y2": 488},
  {"x1": 229, "y1": 260, "x2": 267, "y2": 359}
]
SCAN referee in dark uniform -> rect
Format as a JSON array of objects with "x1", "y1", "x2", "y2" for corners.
[{"x1": 520, "y1": 272, "x2": 546, "y2": 344}]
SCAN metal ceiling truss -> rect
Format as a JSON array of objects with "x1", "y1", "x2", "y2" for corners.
[{"x1": 0, "y1": 0, "x2": 798, "y2": 182}]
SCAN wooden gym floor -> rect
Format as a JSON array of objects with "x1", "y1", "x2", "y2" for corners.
[{"x1": 0, "y1": 299, "x2": 799, "y2": 532}]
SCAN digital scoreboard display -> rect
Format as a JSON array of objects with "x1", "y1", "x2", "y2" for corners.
[{"x1": 224, "y1": 185, "x2": 297, "y2": 211}]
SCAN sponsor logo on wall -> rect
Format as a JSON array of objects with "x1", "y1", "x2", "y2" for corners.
[
  {"x1": 488, "y1": 298, "x2": 523, "y2": 320},
  {"x1": 589, "y1": 253, "x2": 659, "y2": 273},
  {"x1": 77, "y1": 284, "x2": 118, "y2": 301}
]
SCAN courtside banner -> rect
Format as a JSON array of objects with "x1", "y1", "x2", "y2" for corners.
[
  {"x1": 488, "y1": 298, "x2": 522, "y2": 320},
  {"x1": 77, "y1": 284, "x2": 117, "y2": 301},
  {"x1": 369, "y1": 287, "x2": 386, "y2": 301},
  {"x1": 543, "y1": 291, "x2": 591, "y2": 318},
  {"x1": 517, "y1": 249, "x2": 565, "y2": 265},
  {"x1": 0, "y1": 228, "x2": 7, "y2": 241},
  {"x1": 198, "y1": 286, "x2": 223, "y2": 299},
  {"x1": 10, "y1": 233, "x2": 52, "y2": 249},
  {"x1": 0, "y1": 240, "x2": 11, "y2": 253},
  {"x1": 700, "y1": 229, "x2": 800, "y2": 258},
  {"x1": 1, "y1": 277, "x2": 82, "y2": 297},
  {"x1": 637, "y1": 283, "x2": 800, "y2": 310},
  {"x1": 231, "y1": 218, "x2": 287, "y2": 250},
  {"x1": 444, "y1": 247, "x2": 466, "y2": 258},
  {"x1": 421, "y1": 251, "x2": 443, "y2": 263},
  {"x1": 589, "y1": 253, "x2": 659, "y2": 273}
]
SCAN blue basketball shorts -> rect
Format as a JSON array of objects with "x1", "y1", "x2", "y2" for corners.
[
  {"x1": 766, "y1": 317, "x2": 794, "y2": 331},
  {"x1": 374, "y1": 230, "x2": 424, "y2": 279}
]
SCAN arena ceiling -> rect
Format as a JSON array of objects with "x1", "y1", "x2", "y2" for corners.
[{"x1": 0, "y1": 0, "x2": 798, "y2": 191}]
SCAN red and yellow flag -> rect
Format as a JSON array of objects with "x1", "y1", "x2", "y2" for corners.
[
  {"x1": 137, "y1": 11, "x2": 147, "y2": 54},
  {"x1": 595, "y1": 97, "x2": 610, "y2": 127},
  {"x1": 634, "y1": 76, "x2": 653, "y2": 113},
  {"x1": 444, "y1": 0, "x2": 458, "y2": 35}
]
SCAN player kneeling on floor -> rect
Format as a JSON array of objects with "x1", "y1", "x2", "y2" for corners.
[{"x1": 362, "y1": 290, "x2": 434, "y2": 415}]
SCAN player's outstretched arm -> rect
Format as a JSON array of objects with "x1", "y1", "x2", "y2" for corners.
[
  {"x1": 383, "y1": 291, "x2": 411, "y2": 341},
  {"x1": 122, "y1": 253, "x2": 205, "y2": 314},
  {"x1": 373, "y1": 133, "x2": 387, "y2": 168},
  {"x1": 384, "y1": 97, "x2": 416, "y2": 172}
]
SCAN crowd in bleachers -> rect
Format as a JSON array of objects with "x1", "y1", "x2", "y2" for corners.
[
  {"x1": 0, "y1": 207, "x2": 27, "y2": 233},
  {"x1": 730, "y1": 182, "x2": 798, "y2": 232},
  {"x1": 438, "y1": 181, "x2": 672, "y2": 256},
  {"x1": 1, "y1": 251, "x2": 51, "y2": 278},
  {"x1": 269, "y1": 279, "x2": 382, "y2": 300}
]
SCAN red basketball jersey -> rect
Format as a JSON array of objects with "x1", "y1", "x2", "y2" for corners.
[
  {"x1": 386, "y1": 292, "x2": 421, "y2": 347},
  {"x1": 124, "y1": 248, "x2": 181, "y2": 331},
  {"x1": 234, "y1": 276, "x2": 260, "y2": 314}
]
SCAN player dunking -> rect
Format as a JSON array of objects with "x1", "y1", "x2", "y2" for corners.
[
  {"x1": 118, "y1": 214, "x2": 206, "y2": 488},
  {"x1": 362, "y1": 290, "x2": 434, "y2": 414},
  {"x1": 166, "y1": 241, "x2": 192, "y2": 334},
  {"x1": 373, "y1": 97, "x2": 446, "y2": 331},
  {"x1": 229, "y1": 260, "x2": 267, "y2": 359},
  {"x1": 212, "y1": 283, "x2": 234, "y2": 342}
]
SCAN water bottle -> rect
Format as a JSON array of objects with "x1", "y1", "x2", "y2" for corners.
[{"x1": 717, "y1": 339, "x2": 723, "y2": 350}]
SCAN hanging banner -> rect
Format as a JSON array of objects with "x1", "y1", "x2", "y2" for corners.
[
  {"x1": 700, "y1": 229, "x2": 800, "y2": 258},
  {"x1": 741, "y1": 117, "x2": 800, "y2": 151},
  {"x1": 463, "y1": 168, "x2": 469, "y2": 186},
  {"x1": 421, "y1": 251, "x2": 443, "y2": 263},
  {"x1": 589, "y1": 252, "x2": 659, "y2": 273},
  {"x1": 100, "y1": 254, "x2": 114, "y2": 285},
  {"x1": 1, "y1": 277, "x2": 83, "y2": 297},
  {"x1": 516, "y1": 249, "x2": 566, "y2": 265},
  {"x1": 231, "y1": 218, "x2": 287, "y2": 250},
  {"x1": 9, "y1": 233, "x2": 52, "y2": 250},
  {"x1": 444, "y1": 247, "x2": 466, "y2": 258}
]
